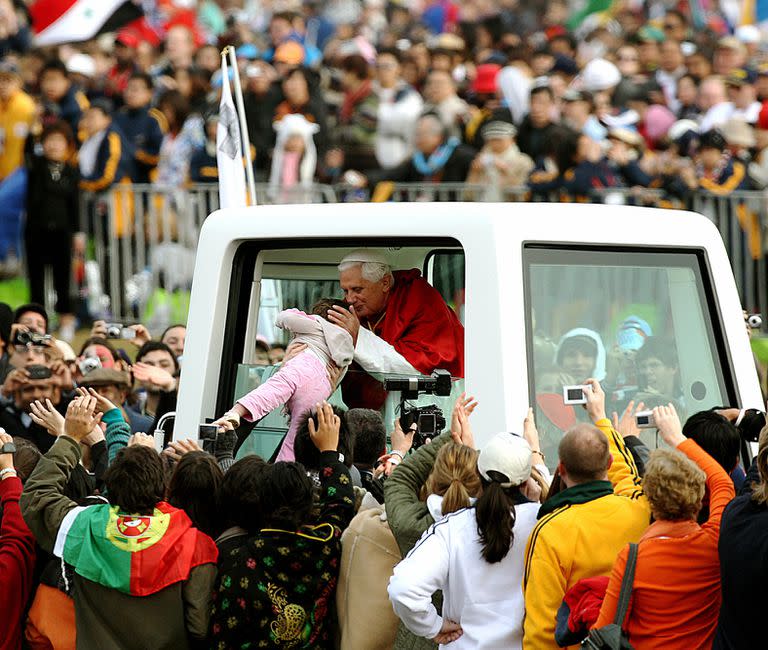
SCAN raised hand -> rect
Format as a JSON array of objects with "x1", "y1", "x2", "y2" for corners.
[
  {"x1": 308, "y1": 401, "x2": 340, "y2": 452},
  {"x1": 29, "y1": 399, "x2": 65, "y2": 437},
  {"x1": 133, "y1": 362, "x2": 176, "y2": 391},
  {"x1": 129, "y1": 432, "x2": 159, "y2": 449},
  {"x1": 162, "y1": 438, "x2": 202, "y2": 460},
  {"x1": 450, "y1": 392, "x2": 478, "y2": 448},
  {"x1": 64, "y1": 397, "x2": 102, "y2": 442},
  {"x1": 583, "y1": 378, "x2": 606, "y2": 423},
  {"x1": 611, "y1": 400, "x2": 646, "y2": 439},
  {"x1": 652, "y1": 404, "x2": 686, "y2": 448}
]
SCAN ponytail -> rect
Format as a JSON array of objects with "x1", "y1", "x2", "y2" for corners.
[
  {"x1": 476, "y1": 480, "x2": 517, "y2": 564},
  {"x1": 442, "y1": 478, "x2": 471, "y2": 516}
]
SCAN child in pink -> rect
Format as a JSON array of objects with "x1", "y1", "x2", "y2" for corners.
[{"x1": 218, "y1": 298, "x2": 354, "y2": 462}]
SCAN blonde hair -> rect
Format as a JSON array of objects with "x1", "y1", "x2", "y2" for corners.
[
  {"x1": 423, "y1": 442, "x2": 481, "y2": 516},
  {"x1": 529, "y1": 466, "x2": 550, "y2": 503},
  {"x1": 751, "y1": 424, "x2": 768, "y2": 505},
  {"x1": 644, "y1": 448, "x2": 706, "y2": 521}
]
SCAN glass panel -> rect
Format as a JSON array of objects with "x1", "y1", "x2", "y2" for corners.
[
  {"x1": 525, "y1": 248, "x2": 727, "y2": 466},
  {"x1": 428, "y1": 251, "x2": 466, "y2": 323}
]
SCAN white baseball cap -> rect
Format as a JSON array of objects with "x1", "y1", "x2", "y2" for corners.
[
  {"x1": 477, "y1": 433, "x2": 533, "y2": 487},
  {"x1": 578, "y1": 58, "x2": 621, "y2": 92}
]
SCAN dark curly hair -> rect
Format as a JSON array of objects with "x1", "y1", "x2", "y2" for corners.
[{"x1": 105, "y1": 446, "x2": 166, "y2": 515}]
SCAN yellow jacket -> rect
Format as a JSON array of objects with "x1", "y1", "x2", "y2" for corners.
[
  {"x1": 522, "y1": 419, "x2": 651, "y2": 650},
  {"x1": 0, "y1": 89, "x2": 35, "y2": 180}
]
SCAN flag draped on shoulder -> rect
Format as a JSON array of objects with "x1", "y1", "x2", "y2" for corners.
[
  {"x1": 217, "y1": 52, "x2": 247, "y2": 209},
  {"x1": 30, "y1": 0, "x2": 143, "y2": 46},
  {"x1": 53, "y1": 502, "x2": 217, "y2": 597}
]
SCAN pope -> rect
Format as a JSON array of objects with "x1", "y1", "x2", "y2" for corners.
[{"x1": 327, "y1": 249, "x2": 464, "y2": 408}]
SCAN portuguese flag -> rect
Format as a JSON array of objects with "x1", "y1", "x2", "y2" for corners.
[{"x1": 53, "y1": 502, "x2": 217, "y2": 596}]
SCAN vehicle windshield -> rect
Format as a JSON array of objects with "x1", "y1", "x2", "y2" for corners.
[{"x1": 525, "y1": 247, "x2": 730, "y2": 465}]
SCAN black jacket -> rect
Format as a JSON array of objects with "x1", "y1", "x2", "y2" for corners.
[
  {"x1": 516, "y1": 116, "x2": 559, "y2": 163},
  {"x1": 26, "y1": 155, "x2": 79, "y2": 233},
  {"x1": 714, "y1": 494, "x2": 768, "y2": 649}
]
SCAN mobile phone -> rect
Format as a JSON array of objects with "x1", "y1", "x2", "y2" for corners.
[
  {"x1": 27, "y1": 365, "x2": 52, "y2": 380},
  {"x1": 635, "y1": 410, "x2": 655, "y2": 429},
  {"x1": 563, "y1": 385, "x2": 590, "y2": 405}
]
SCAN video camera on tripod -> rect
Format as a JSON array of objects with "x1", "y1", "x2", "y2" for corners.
[{"x1": 383, "y1": 369, "x2": 452, "y2": 448}]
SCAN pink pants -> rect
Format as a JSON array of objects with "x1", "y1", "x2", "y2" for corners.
[{"x1": 236, "y1": 351, "x2": 331, "y2": 462}]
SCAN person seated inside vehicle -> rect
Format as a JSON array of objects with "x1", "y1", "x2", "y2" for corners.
[{"x1": 327, "y1": 249, "x2": 464, "y2": 409}]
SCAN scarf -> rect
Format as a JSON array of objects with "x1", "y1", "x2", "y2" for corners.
[
  {"x1": 413, "y1": 136, "x2": 460, "y2": 176},
  {"x1": 537, "y1": 480, "x2": 614, "y2": 519},
  {"x1": 340, "y1": 79, "x2": 372, "y2": 123},
  {"x1": 696, "y1": 150, "x2": 731, "y2": 181}
]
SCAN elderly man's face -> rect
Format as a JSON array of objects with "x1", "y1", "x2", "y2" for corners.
[{"x1": 339, "y1": 265, "x2": 392, "y2": 320}]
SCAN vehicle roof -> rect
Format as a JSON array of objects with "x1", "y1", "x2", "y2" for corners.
[{"x1": 200, "y1": 202, "x2": 723, "y2": 251}]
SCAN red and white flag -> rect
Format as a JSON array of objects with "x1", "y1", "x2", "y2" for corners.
[{"x1": 30, "y1": 0, "x2": 143, "y2": 46}]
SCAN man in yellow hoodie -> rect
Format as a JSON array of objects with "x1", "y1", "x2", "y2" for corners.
[{"x1": 522, "y1": 378, "x2": 650, "y2": 649}]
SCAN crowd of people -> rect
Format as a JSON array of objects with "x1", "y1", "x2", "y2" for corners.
[
  {"x1": 2, "y1": 0, "x2": 768, "y2": 646},
  {"x1": 1, "y1": 323, "x2": 767, "y2": 649},
  {"x1": 0, "y1": 247, "x2": 763, "y2": 650},
  {"x1": 2, "y1": 1, "x2": 768, "y2": 336}
]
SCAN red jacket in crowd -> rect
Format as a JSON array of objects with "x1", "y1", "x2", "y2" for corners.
[{"x1": 0, "y1": 475, "x2": 36, "y2": 650}]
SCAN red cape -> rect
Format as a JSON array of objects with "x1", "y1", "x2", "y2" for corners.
[
  {"x1": 379, "y1": 269, "x2": 464, "y2": 377},
  {"x1": 342, "y1": 269, "x2": 464, "y2": 409}
]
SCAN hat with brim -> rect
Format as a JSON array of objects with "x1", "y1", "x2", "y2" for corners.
[
  {"x1": 0, "y1": 61, "x2": 20, "y2": 78},
  {"x1": 78, "y1": 368, "x2": 131, "y2": 388},
  {"x1": 722, "y1": 118, "x2": 756, "y2": 148},
  {"x1": 478, "y1": 432, "x2": 532, "y2": 487},
  {"x1": 482, "y1": 120, "x2": 516, "y2": 140},
  {"x1": 717, "y1": 36, "x2": 747, "y2": 55},
  {"x1": 608, "y1": 127, "x2": 644, "y2": 148},
  {"x1": 726, "y1": 67, "x2": 758, "y2": 87}
]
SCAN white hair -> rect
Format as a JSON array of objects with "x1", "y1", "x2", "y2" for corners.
[{"x1": 337, "y1": 260, "x2": 393, "y2": 283}]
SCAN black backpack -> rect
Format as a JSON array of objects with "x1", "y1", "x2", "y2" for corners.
[{"x1": 581, "y1": 543, "x2": 638, "y2": 650}]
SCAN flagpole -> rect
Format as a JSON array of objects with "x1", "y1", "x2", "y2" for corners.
[{"x1": 226, "y1": 46, "x2": 258, "y2": 206}]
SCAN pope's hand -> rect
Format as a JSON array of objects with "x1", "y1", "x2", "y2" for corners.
[{"x1": 327, "y1": 305, "x2": 361, "y2": 346}]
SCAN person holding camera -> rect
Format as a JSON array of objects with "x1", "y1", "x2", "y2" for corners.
[
  {"x1": 209, "y1": 401, "x2": 355, "y2": 649},
  {"x1": 20, "y1": 395, "x2": 218, "y2": 650},
  {"x1": 522, "y1": 378, "x2": 650, "y2": 650},
  {"x1": 0, "y1": 369, "x2": 65, "y2": 452}
]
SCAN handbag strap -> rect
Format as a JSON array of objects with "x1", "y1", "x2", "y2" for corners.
[{"x1": 613, "y1": 543, "x2": 638, "y2": 628}]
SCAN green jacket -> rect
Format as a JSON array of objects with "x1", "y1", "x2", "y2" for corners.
[
  {"x1": 20, "y1": 436, "x2": 216, "y2": 650},
  {"x1": 384, "y1": 433, "x2": 451, "y2": 650}
]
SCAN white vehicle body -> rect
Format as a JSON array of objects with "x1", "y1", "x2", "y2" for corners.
[{"x1": 176, "y1": 202, "x2": 761, "y2": 457}]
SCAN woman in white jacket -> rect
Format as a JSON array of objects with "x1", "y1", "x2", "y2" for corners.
[{"x1": 388, "y1": 426, "x2": 542, "y2": 649}]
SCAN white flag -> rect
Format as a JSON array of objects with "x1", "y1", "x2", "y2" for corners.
[{"x1": 217, "y1": 55, "x2": 247, "y2": 209}]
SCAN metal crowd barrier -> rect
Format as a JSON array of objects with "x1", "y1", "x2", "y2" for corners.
[{"x1": 78, "y1": 181, "x2": 768, "y2": 325}]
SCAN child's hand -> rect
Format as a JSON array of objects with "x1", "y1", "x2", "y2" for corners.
[{"x1": 308, "y1": 401, "x2": 340, "y2": 453}]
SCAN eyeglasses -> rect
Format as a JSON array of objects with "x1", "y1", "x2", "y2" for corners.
[
  {"x1": 663, "y1": 23, "x2": 678, "y2": 30},
  {"x1": 619, "y1": 55, "x2": 638, "y2": 62}
]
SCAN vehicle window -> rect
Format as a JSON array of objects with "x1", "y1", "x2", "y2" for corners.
[
  {"x1": 225, "y1": 241, "x2": 465, "y2": 461},
  {"x1": 524, "y1": 247, "x2": 731, "y2": 465},
  {"x1": 427, "y1": 251, "x2": 465, "y2": 322}
]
